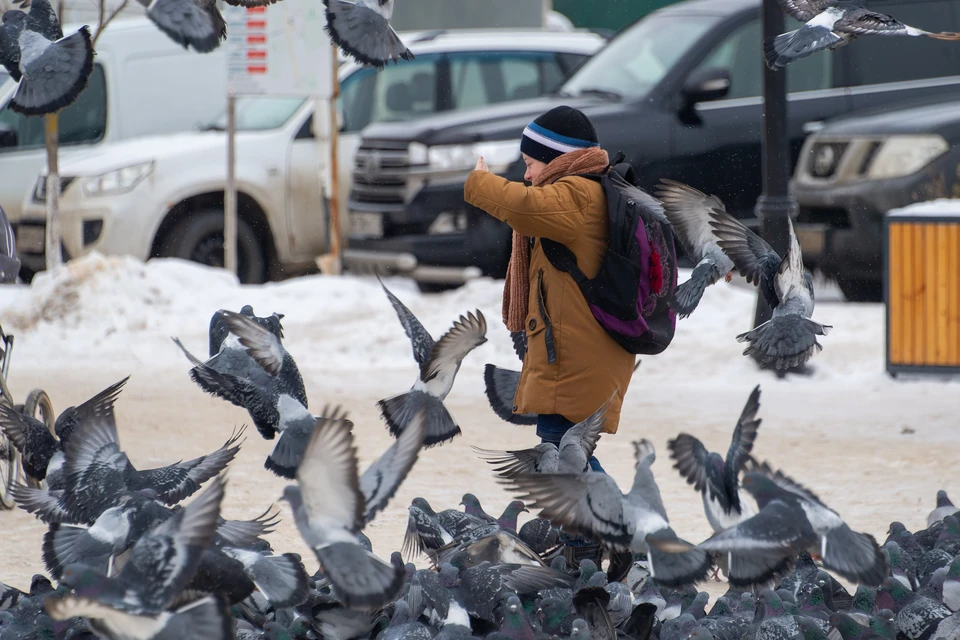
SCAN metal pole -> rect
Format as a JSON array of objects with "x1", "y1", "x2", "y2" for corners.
[
  {"x1": 753, "y1": 0, "x2": 796, "y2": 329},
  {"x1": 224, "y1": 92, "x2": 238, "y2": 277},
  {"x1": 44, "y1": 113, "x2": 62, "y2": 272},
  {"x1": 327, "y1": 42, "x2": 342, "y2": 274}
]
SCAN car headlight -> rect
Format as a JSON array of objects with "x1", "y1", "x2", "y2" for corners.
[
  {"x1": 866, "y1": 135, "x2": 948, "y2": 180},
  {"x1": 413, "y1": 140, "x2": 521, "y2": 173},
  {"x1": 82, "y1": 161, "x2": 155, "y2": 197}
]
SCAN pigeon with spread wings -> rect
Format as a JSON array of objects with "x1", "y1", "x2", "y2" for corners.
[
  {"x1": 765, "y1": 0, "x2": 960, "y2": 69},
  {"x1": 377, "y1": 278, "x2": 487, "y2": 447},
  {"x1": 709, "y1": 209, "x2": 831, "y2": 370},
  {"x1": 505, "y1": 440, "x2": 712, "y2": 588},
  {"x1": 323, "y1": 0, "x2": 414, "y2": 70}
]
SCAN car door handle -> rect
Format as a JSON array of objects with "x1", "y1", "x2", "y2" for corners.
[{"x1": 803, "y1": 120, "x2": 825, "y2": 134}]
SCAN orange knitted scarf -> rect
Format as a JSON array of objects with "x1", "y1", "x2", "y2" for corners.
[{"x1": 502, "y1": 146, "x2": 610, "y2": 333}]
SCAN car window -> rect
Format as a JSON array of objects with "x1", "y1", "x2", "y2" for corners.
[
  {"x1": 562, "y1": 14, "x2": 722, "y2": 99},
  {"x1": 839, "y1": 0, "x2": 959, "y2": 87},
  {"x1": 0, "y1": 63, "x2": 106, "y2": 153},
  {"x1": 448, "y1": 51, "x2": 565, "y2": 108},
  {"x1": 692, "y1": 17, "x2": 833, "y2": 99},
  {"x1": 338, "y1": 55, "x2": 439, "y2": 133}
]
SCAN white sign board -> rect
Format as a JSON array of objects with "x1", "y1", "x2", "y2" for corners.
[{"x1": 224, "y1": 0, "x2": 332, "y2": 98}]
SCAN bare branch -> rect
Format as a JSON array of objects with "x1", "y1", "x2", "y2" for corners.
[{"x1": 93, "y1": 0, "x2": 128, "y2": 45}]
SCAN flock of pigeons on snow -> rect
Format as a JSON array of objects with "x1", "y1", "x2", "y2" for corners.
[
  {"x1": 3, "y1": 0, "x2": 960, "y2": 116},
  {"x1": 0, "y1": 277, "x2": 957, "y2": 640}
]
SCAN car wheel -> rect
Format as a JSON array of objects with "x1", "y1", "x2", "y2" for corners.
[
  {"x1": 836, "y1": 277, "x2": 882, "y2": 303},
  {"x1": 159, "y1": 209, "x2": 267, "y2": 284}
]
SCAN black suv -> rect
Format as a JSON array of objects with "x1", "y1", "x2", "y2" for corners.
[{"x1": 344, "y1": 0, "x2": 960, "y2": 287}]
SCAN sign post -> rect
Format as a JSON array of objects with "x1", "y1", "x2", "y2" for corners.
[{"x1": 224, "y1": 0, "x2": 332, "y2": 278}]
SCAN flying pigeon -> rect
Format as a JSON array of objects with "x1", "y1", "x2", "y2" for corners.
[
  {"x1": 133, "y1": 0, "x2": 228, "y2": 54},
  {"x1": 667, "y1": 385, "x2": 761, "y2": 533},
  {"x1": 505, "y1": 439, "x2": 713, "y2": 588},
  {"x1": 709, "y1": 209, "x2": 831, "y2": 370},
  {"x1": 0, "y1": 376, "x2": 129, "y2": 488},
  {"x1": 208, "y1": 305, "x2": 284, "y2": 358},
  {"x1": 0, "y1": 0, "x2": 94, "y2": 115},
  {"x1": 175, "y1": 309, "x2": 311, "y2": 478},
  {"x1": 279, "y1": 409, "x2": 425, "y2": 609},
  {"x1": 472, "y1": 395, "x2": 611, "y2": 478},
  {"x1": 765, "y1": 0, "x2": 960, "y2": 69},
  {"x1": 52, "y1": 474, "x2": 225, "y2": 617},
  {"x1": 654, "y1": 179, "x2": 736, "y2": 318},
  {"x1": 377, "y1": 278, "x2": 487, "y2": 447},
  {"x1": 322, "y1": 0, "x2": 414, "y2": 70},
  {"x1": 928, "y1": 490, "x2": 958, "y2": 527},
  {"x1": 696, "y1": 460, "x2": 887, "y2": 588}
]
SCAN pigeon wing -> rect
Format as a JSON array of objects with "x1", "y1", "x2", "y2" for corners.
[
  {"x1": 56, "y1": 377, "x2": 130, "y2": 444},
  {"x1": 0, "y1": 22, "x2": 22, "y2": 81},
  {"x1": 143, "y1": 0, "x2": 221, "y2": 53},
  {"x1": 667, "y1": 433, "x2": 711, "y2": 494},
  {"x1": 360, "y1": 409, "x2": 426, "y2": 526},
  {"x1": 698, "y1": 499, "x2": 807, "y2": 553},
  {"x1": 0, "y1": 404, "x2": 58, "y2": 480},
  {"x1": 708, "y1": 207, "x2": 781, "y2": 305},
  {"x1": 218, "y1": 310, "x2": 285, "y2": 377},
  {"x1": 15, "y1": 0, "x2": 63, "y2": 40},
  {"x1": 558, "y1": 394, "x2": 611, "y2": 467},
  {"x1": 471, "y1": 444, "x2": 553, "y2": 478},
  {"x1": 834, "y1": 8, "x2": 921, "y2": 36},
  {"x1": 126, "y1": 427, "x2": 244, "y2": 505},
  {"x1": 323, "y1": 0, "x2": 414, "y2": 69},
  {"x1": 655, "y1": 179, "x2": 728, "y2": 263},
  {"x1": 61, "y1": 408, "x2": 129, "y2": 521},
  {"x1": 297, "y1": 414, "x2": 364, "y2": 534},
  {"x1": 215, "y1": 507, "x2": 279, "y2": 548},
  {"x1": 11, "y1": 27, "x2": 94, "y2": 117},
  {"x1": 773, "y1": 0, "x2": 832, "y2": 21},
  {"x1": 507, "y1": 472, "x2": 632, "y2": 547},
  {"x1": 745, "y1": 458, "x2": 825, "y2": 506},
  {"x1": 420, "y1": 310, "x2": 487, "y2": 382},
  {"x1": 114, "y1": 476, "x2": 225, "y2": 613},
  {"x1": 379, "y1": 277, "x2": 435, "y2": 365},
  {"x1": 724, "y1": 385, "x2": 762, "y2": 482}
]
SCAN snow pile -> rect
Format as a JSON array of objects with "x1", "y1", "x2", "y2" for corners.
[{"x1": 888, "y1": 198, "x2": 960, "y2": 217}]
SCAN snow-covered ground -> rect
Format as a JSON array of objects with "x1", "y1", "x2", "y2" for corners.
[{"x1": 0, "y1": 253, "x2": 955, "y2": 591}]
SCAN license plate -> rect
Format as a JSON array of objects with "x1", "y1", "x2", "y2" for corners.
[
  {"x1": 349, "y1": 212, "x2": 383, "y2": 238},
  {"x1": 15, "y1": 225, "x2": 45, "y2": 254}
]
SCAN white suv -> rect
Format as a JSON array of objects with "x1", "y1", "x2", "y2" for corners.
[{"x1": 17, "y1": 29, "x2": 604, "y2": 283}]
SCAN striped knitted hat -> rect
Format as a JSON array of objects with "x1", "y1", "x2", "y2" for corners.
[{"x1": 520, "y1": 106, "x2": 599, "y2": 164}]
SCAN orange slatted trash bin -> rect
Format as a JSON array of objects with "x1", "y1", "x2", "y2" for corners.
[{"x1": 885, "y1": 202, "x2": 960, "y2": 376}]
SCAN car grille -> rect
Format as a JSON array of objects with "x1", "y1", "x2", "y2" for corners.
[
  {"x1": 352, "y1": 140, "x2": 411, "y2": 206},
  {"x1": 33, "y1": 176, "x2": 76, "y2": 203},
  {"x1": 807, "y1": 142, "x2": 848, "y2": 179}
]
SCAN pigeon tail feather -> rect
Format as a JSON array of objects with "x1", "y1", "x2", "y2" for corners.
[
  {"x1": 483, "y1": 365, "x2": 537, "y2": 425},
  {"x1": 736, "y1": 314, "x2": 830, "y2": 370},
  {"x1": 264, "y1": 426, "x2": 314, "y2": 479},
  {"x1": 241, "y1": 552, "x2": 310, "y2": 608},
  {"x1": 11, "y1": 27, "x2": 95, "y2": 116},
  {"x1": 647, "y1": 532, "x2": 713, "y2": 588},
  {"x1": 314, "y1": 542, "x2": 404, "y2": 610},
  {"x1": 821, "y1": 527, "x2": 887, "y2": 587},
  {"x1": 378, "y1": 390, "x2": 460, "y2": 447},
  {"x1": 322, "y1": 0, "x2": 414, "y2": 70}
]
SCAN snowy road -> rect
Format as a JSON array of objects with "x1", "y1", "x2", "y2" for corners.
[{"x1": 0, "y1": 255, "x2": 955, "y2": 591}]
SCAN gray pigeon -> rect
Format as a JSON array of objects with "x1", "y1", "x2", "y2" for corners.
[
  {"x1": 482, "y1": 364, "x2": 537, "y2": 426},
  {"x1": 175, "y1": 309, "x2": 311, "y2": 478},
  {"x1": 709, "y1": 210, "x2": 830, "y2": 370},
  {"x1": 506, "y1": 439, "x2": 713, "y2": 588},
  {"x1": 51, "y1": 474, "x2": 225, "y2": 616},
  {"x1": 928, "y1": 490, "x2": 958, "y2": 527},
  {"x1": 208, "y1": 305, "x2": 283, "y2": 359},
  {"x1": 135, "y1": 0, "x2": 225, "y2": 53},
  {"x1": 279, "y1": 409, "x2": 425, "y2": 609},
  {"x1": 377, "y1": 278, "x2": 487, "y2": 447},
  {"x1": 322, "y1": 0, "x2": 414, "y2": 69},
  {"x1": 668, "y1": 385, "x2": 761, "y2": 532},
  {"x1": 45, "y1": 593, "x2": 233, "y2": 640},
  {"x1": 697, "y1": 461, "x2": 887, "y2": 588},
  {"x1": 654, "y1": 179, "x2": 736, "y2": 318},
  {"x1": 472, "y1": 395, "x2": 611, "y2": 478},
  {"x1": 0, "y1": 0, "x2": 93, "y2": 115},
  {"x1": 764, "y1": 0, "x2": 960, "y2": 70}
]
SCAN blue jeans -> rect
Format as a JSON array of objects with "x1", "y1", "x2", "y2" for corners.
[{"x1": 536, "y1": 414, "x2": 606, "y2": 474}]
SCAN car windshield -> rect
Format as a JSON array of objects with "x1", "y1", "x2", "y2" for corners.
[
  {"x1": 561, "y1": 13, "x2": 722, "y2": 100},
  {"x1": 205, "y1": 96, "x2": 306, "y2": 131}
]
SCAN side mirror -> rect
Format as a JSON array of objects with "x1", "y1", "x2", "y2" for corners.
[
  {"x1": 681, "y1": 67, "x2": 731, "y2": 106},
  {"x1": 0, "y1": 125, "x2": 17, "y2": 148}
]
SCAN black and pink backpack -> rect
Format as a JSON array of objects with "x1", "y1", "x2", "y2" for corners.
[{"x1": 540, "y1": 154, "x2": 678, "y2": 356}]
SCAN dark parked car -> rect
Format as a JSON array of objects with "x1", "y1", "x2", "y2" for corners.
[
  {"x1": 793, "y1": 97, "x2": 960, "y2": 302},
  {"x1": 344, "y1": 0, "x2": 960, "y2": 287}
]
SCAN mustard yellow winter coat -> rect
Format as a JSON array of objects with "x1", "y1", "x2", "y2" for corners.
[{"x1": 464, "y1": 171, "x2": 635, "y2": 433}]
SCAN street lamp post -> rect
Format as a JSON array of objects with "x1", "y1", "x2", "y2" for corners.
[{"x1": 753, "y1": 0, "x2": 797, "y2": 331}]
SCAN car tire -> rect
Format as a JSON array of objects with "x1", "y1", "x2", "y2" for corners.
[
  {"x1": 837, "y1": 277, "x2": 882, "y2": 303},
  {"x1": 158, "y1": 209, "x2": 267, "y2": 284}
]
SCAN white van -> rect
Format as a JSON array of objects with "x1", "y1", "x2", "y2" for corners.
[{"x1": 0, "y1": 18, "x2": 226, "y2": 222}]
